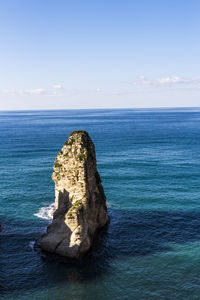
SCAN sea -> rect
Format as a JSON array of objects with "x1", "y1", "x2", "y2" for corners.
[{"x1": 1, "y1": 108, "x2": 200, "y2": 299}]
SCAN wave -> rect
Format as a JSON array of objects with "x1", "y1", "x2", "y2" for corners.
[
  {"x1": 34, "y1": 201, "x2": 112, "y2": 221},
  {"x1": 29, "y1": 241, "x2": 35, "y2": 250},
  {"x1": 34, "y1": 203, "x2": 55, "y2": 220}
]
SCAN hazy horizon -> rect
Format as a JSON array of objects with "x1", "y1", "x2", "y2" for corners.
[{"x1": 1, "y1": 106, "x2": 200, "y2": 112}]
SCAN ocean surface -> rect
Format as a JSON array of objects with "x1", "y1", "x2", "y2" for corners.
[{"x1": 1, "y1": 108, "x2": 200, "y2": 299}]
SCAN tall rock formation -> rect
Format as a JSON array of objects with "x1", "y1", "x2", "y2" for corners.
[{"x1": 41, "y1": 130, "x2": 109, "y2": 258}]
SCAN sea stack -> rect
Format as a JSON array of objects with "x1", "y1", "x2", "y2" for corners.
[{"x1": 41, "y1": 130, "x2": 109, "y2": 258}]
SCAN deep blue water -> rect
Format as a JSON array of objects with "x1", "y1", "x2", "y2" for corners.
[{"x1": 1, "y1": 108, "x2": 200, "y2": 299}]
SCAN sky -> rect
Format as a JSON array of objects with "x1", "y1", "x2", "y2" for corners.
[{"x1": 0, "y1": 0, "x2": 200, "y2": 110}]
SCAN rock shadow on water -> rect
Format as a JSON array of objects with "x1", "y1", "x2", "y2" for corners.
[
  {"x1": 43, "y1": 207, "x2": 200, "y2": 261},
  {"x1": 40, "y1": 208, "x2": 200, "y2": 284},
  {"x1": 1, "y1": 208, "x2": 200, "y2": 294},
  {"x1": 106, "y1": 208, "x2": 200, "y2": 257}
]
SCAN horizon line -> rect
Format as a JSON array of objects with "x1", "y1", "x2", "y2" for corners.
[{"x1": 0, "y1": 106, "x2": 200, "y2": 112}]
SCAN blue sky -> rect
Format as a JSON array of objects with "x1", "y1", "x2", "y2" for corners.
[{"x1": 0, "y1": 0, "x2": 200, "y2": 109}]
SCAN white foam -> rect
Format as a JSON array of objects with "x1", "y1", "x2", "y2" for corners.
[
  {"x1": 29, "y1": 241, "x2": 35, "y2": 250},
  {"x1": 34, "y1": 203, "x2": 55, "y2": 220}
]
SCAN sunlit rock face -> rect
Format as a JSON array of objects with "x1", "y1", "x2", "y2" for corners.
[{"x1": 41, "y1": 130, "x2": 109, "y2": 258}]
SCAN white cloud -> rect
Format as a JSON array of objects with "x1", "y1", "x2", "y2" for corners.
[
  {"x1": 25, "y1": 88, "x2": 46, "y2": 95},
  {"x1": 2, "y1": 86, "x2": 65, "y2": 96},
  {"x1": 3, "y1": 89, "x2": 17, "y2": 96},
  {"x1": 157, "y1": 76, "x2": 198, "y2": 84},
  {"x1": 2, "y1": 88, "x2": 46, "y2": 96},
  {"x1": 127, "y1": 76, "x2": 200, "y2": 87},
  {"x1": 1, "y1": 86, "x2": 103, "y2": 97},
  {"x1": 52, "y1": 84, "x2": 64, "y2": 89}
]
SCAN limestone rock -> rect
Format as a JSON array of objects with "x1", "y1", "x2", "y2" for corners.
[{"x1": 41, "y1": 130, "x2": 109, "y2": 258}]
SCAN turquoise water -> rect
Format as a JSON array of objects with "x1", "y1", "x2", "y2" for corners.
[{"x1": 1, "y1": 108, "x2": 200, "y2": 299}]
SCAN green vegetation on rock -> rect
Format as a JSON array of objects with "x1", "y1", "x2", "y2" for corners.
[
  {"x1": 70, "y1": 130, "x2": 88, "y2": 136},
  {"x1": 54, "y1": 161, "x2": 62, "y2": 168},
  {"x1": 68, "y1": 138, "x2": 75, "y2": 145},
  {"x1": 54, "y1": 172, "x2": 61, "y2": 180},
  {"x1": 69, "y1": 195, "x2": 74, "y2": 202},
  {"x1": 73, "y1": 199, "x2": 82, "y2": 209},
  {"x1": 67, "y1": 199, "x2": 83, "y2": 217},
  {"x1": 78, "y1": 151, "x2": 85, "y2": 162},
  {"x1": 64, "y1": 137, "x2": 75, "y2": 146}
]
